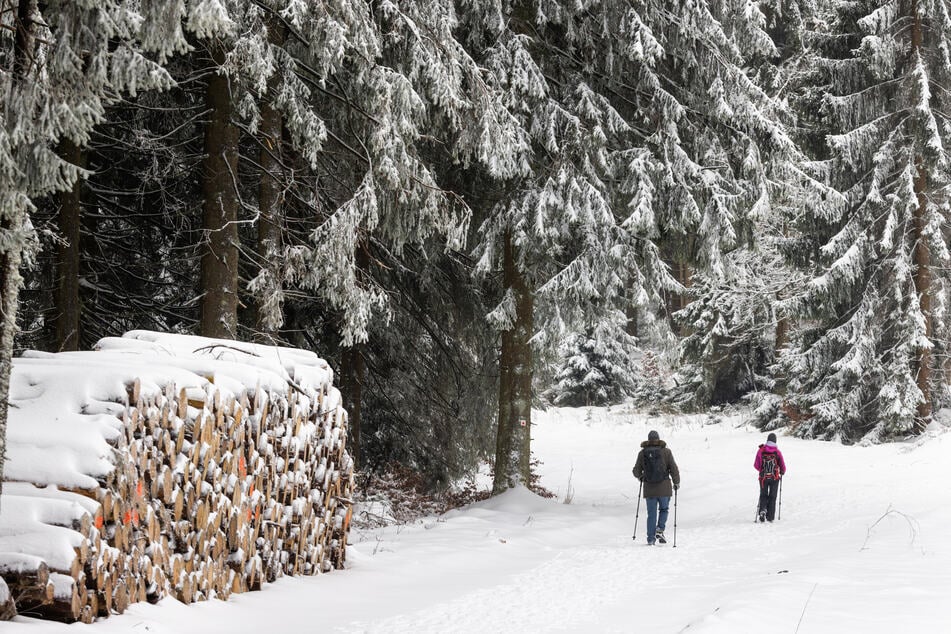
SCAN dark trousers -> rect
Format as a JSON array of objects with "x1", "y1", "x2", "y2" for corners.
[
  {"x1": 645, "y1": 496, "x2": 670, "y2": 543},
  {"x1": 758, "y1": 479, "x2": 779, "y2": 521}
]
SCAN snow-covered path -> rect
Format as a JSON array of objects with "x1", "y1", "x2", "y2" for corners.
[{"x1": 9, "y1": 407, "x2": 950, "y2": 633}]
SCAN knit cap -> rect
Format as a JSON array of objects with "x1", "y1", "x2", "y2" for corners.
[{"x1": 648, "y1": 430, "x2": 660, "y2": 441}]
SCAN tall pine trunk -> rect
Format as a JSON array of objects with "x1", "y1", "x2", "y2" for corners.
[
  {"x1": 912, "y1": 160, "x2": 932, "y2": 430},
  {"x1": 493, "y1": 229, "x2": 533, "y2": 493},
  {"x1": 774, "y1": 290, "x2": 788, "y2": 352},
  {"x1": 339, "y1": 344, "x2": 365, "y2": 469},
  {"x1": 625, "y1": 283, "x2": 639, "y2": 340},
  {"x1": 663, "y1": 258, "x2": 692, "y2": 334},
  {"x1": 911, "y1": 6, "x2": 932, "y2": 431},
  {"x1": 200, "y1": 44, "x2": 240, "y2": 339},
  {"x1": 1, "y1": 0, "x2": 38, "y2": 505},
  {"x1": 255, "y1": 20, "x2": 285, "y2": 340},
  {"x1": 339, "y1": 242, "x2": 370, "y2": 468},
  {"x1": 491, "y1": 0, "x2": 536, "y2": 495},
  {"x1": 53, "y1": 139, "x2": 84, "y2": 351},
  {"x1": 255, "y1": 101, "x2": 283, "y2": 337},
  {"x1": 0, "y1": 221, "x2": 21, "y2": 506},
  {"x1": 0, "y1": 215, "x2": 22, "y2": 506}
]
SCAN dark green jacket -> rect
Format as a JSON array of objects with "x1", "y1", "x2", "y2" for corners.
[{"x1": 633, "y1": 439, "x2": 680, "y2": 497}]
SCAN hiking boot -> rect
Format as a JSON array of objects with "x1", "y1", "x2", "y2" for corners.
[
  {"x1": 758, "y1": 510, "x2": 766, "y2": 523},
  {"x1": 655, "y1": 530, "x2": 667, "y2": 544}
]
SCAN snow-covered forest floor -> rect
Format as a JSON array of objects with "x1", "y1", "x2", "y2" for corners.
[{"x1": 9, "y1": 405, "x2": 949, "y2": 633}]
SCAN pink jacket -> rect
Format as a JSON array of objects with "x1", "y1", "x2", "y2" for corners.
[{"x1": 754, "y1": 443, "x2": 786, "y2": 477}]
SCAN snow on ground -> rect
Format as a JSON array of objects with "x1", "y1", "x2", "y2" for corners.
[{"x1": 8, "y1": 405, "x2": 949, "y2": 633}]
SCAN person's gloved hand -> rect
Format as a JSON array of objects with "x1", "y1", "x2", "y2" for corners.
[{"x1": 673, "y1": 483, "x2": 680, "y2": 490}]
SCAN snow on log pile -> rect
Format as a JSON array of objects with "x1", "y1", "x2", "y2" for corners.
[{"x1": 0, "y1": 331, "x2": 353, "y2": 623}]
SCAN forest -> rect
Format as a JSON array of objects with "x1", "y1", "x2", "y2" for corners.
[{"x1": 2, "y1": 0, "x2": 950, "y2": 496}]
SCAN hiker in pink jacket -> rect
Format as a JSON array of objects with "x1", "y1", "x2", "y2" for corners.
[{"x1": 754, "y1": 432, "x2": 786, "y2": 522}]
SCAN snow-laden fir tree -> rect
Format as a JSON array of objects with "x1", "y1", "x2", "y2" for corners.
[
  {"x1": 778, "y1": 0, "x2": 951, "y2": 442},
  {"x1": 612, "y1": 0, "x2": 829, "y2": 410},
  {"x1": 672, "y1": 244, "x2": 802, "y2": 408},
  {"x1": 132, "y1": 0, "x2": 345, "y2": 341},
  {"x1": 240, "y1": 0, "x2": 528, "y2": 466},
  {"x1": 238, "y1": 0, "x2": 378, "y2": 341},
  {"x1": 457, "y1": 0, "x2": 664, "y2": 492},
  {"x1": 37, "y1": 0, "x2": 350, "y2": 349},
  {"x1": 354, "y1": 248, "x2": 499, "y2": 488},
  {"x1": 463, "y1": 0, "x2": 825, "y2": 490},
  {"x1": 248, "y1": 0, "x2": 526, "y2": 345},
  {"x1": 546, "y1": 321, "x2": 637, "y2": 407},
  {"x1": 0, "y1": 0, "x2": 170, "y2": 501}
]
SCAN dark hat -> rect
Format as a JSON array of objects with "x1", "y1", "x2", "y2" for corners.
[
  {"x1": 648, "y1": 430, "x2": 660, "y2": 441},
  {"x1": 767, "y1": 432, "x2": 777, "y2": 443}
]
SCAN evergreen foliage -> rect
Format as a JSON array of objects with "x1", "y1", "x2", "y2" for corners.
[
  {"x1": 547, "y1": 322, "x2": 637, "y2": 408},
  {"x1": 776, "y1": 0, "x2": 951, "y2": 442},
  {"x1": 0, "y1": 0, "x2": 171, "y2": 496},
  {"x1": 672, "y1": 248, "x2": 791, "y2": 408},
  {"x1": 5, "y1": 0, "x2": 951, "y2": 499}
]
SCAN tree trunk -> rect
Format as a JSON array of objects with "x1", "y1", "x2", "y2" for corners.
[
  {"x1": 339, "y1": 344, "x2": 364, "y2": 469},
  {"x1": 1, "y1": 0, "x2": 39, "y2": 506},
  {"x1": 255, "y1": 101, "x2": 283, "y2": 337},
  {"x1": 0, "y1": 218, "x2": 23, "y2": 506},
  {"x1": 339, "y1": 243, "x2": 370, "y2": 468},
  {"x1": 255, "y1": 20, "x2": 285, "y2": 339},
  {"x1": 494, "y1": 317, "x2": 514, "y2": 493},
  {"x1": 13, "y1": 0, "x2": 35, "y2": 77},
  {"x1": 664, "y1": 259, "x2": 692, "y2": 333},
  {"x1": 493, "y1": 229, "x2": 533, "y2": 493},
  {"x1": 53, "y1": 139, "x2": 84, "y2": 351},
  {"x1": 624, "y1": 289, "x2": 639, "y2": 340},
  {"x1": 911, "y1": 6, "x2": 932, "y2": 432},
  {"x1": 676, "y1": 261, "x2": 691, "y2": 312},
  {"x1": 912, "y1": 160, "x2": 932, "y2": 431},
  {"x1": 493, "y1": 5, "x2": 535, "y2": 493},
  {"x1": 200, "y1": 45, "x2": 240, "y2": 339},
  {"x1": 774, "y1": 291, "x2": 788, "y2": 352}
]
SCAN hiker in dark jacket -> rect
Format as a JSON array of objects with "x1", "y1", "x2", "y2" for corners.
[
  {"x1": 632, "y1": 430, "x2": 680, "y2": 545},
  {"x1": 754, "y1": 432, "x2": 786, "y2": 522}
]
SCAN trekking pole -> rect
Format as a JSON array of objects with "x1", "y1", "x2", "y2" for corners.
[
  {"x1": 672, "y1": 488, "x2": 678, "y2": 548},
  {"x1": 632, "y1": 480, "x2": 643, "y2": 540},
  {"x1": 778, "y1": 478, "x2": 782, "y2": 521}
]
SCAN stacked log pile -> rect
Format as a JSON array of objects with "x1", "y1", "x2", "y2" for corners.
[{"x1": 0, "y1": 332, "x2": 353, "y2": 622}]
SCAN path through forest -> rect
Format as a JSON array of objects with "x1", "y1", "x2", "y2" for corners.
[{"x1": 10, "y1": 406, "x2": 950, "y2": 633}]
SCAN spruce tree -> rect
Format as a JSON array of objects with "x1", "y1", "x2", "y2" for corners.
[
  {"x1": 463, "y1": 0, "x2": 822, "y2": 490},
  {"x1": 778, "y1": 0, "x2": 951, "y2": 442},
  {"x1": 547, "y1": 323, "x2": 636, "y2": 407},
  {"x1": 632, "y1": 0, "x2": 829, "y2": 410},
  {"x1": 0, "y1": 0, "x2": 170, "y2": 501}
]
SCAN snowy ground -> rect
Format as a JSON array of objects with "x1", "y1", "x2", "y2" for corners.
[{"x1": 8, "y1": 406, "x2": 950, "y2": 633}]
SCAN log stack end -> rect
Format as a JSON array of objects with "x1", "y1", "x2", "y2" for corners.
[{"x1": 1, "y1": 332, "x2": 353, "y2": 622}]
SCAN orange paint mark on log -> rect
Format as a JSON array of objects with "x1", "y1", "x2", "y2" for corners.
[
  {"x1": 95, "y1": 515, "x2": 104, "y2": 530},
  {"x1": 137, "y1": 481, "x2": 144, "y2": 498},
  {"x1": 123, "y1": 511, "x2": 132, "y2": 525},
  {"x1": 239, "y1": 456, "x2": 247, "y2": 478}
]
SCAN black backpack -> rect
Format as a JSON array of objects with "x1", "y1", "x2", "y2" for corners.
[
  {"x1": 642, "y1": 446, "x2": 667, "y2": 483},
  {"x1": 759, "y1": 451, "x2": 780, "y2": 482}
]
